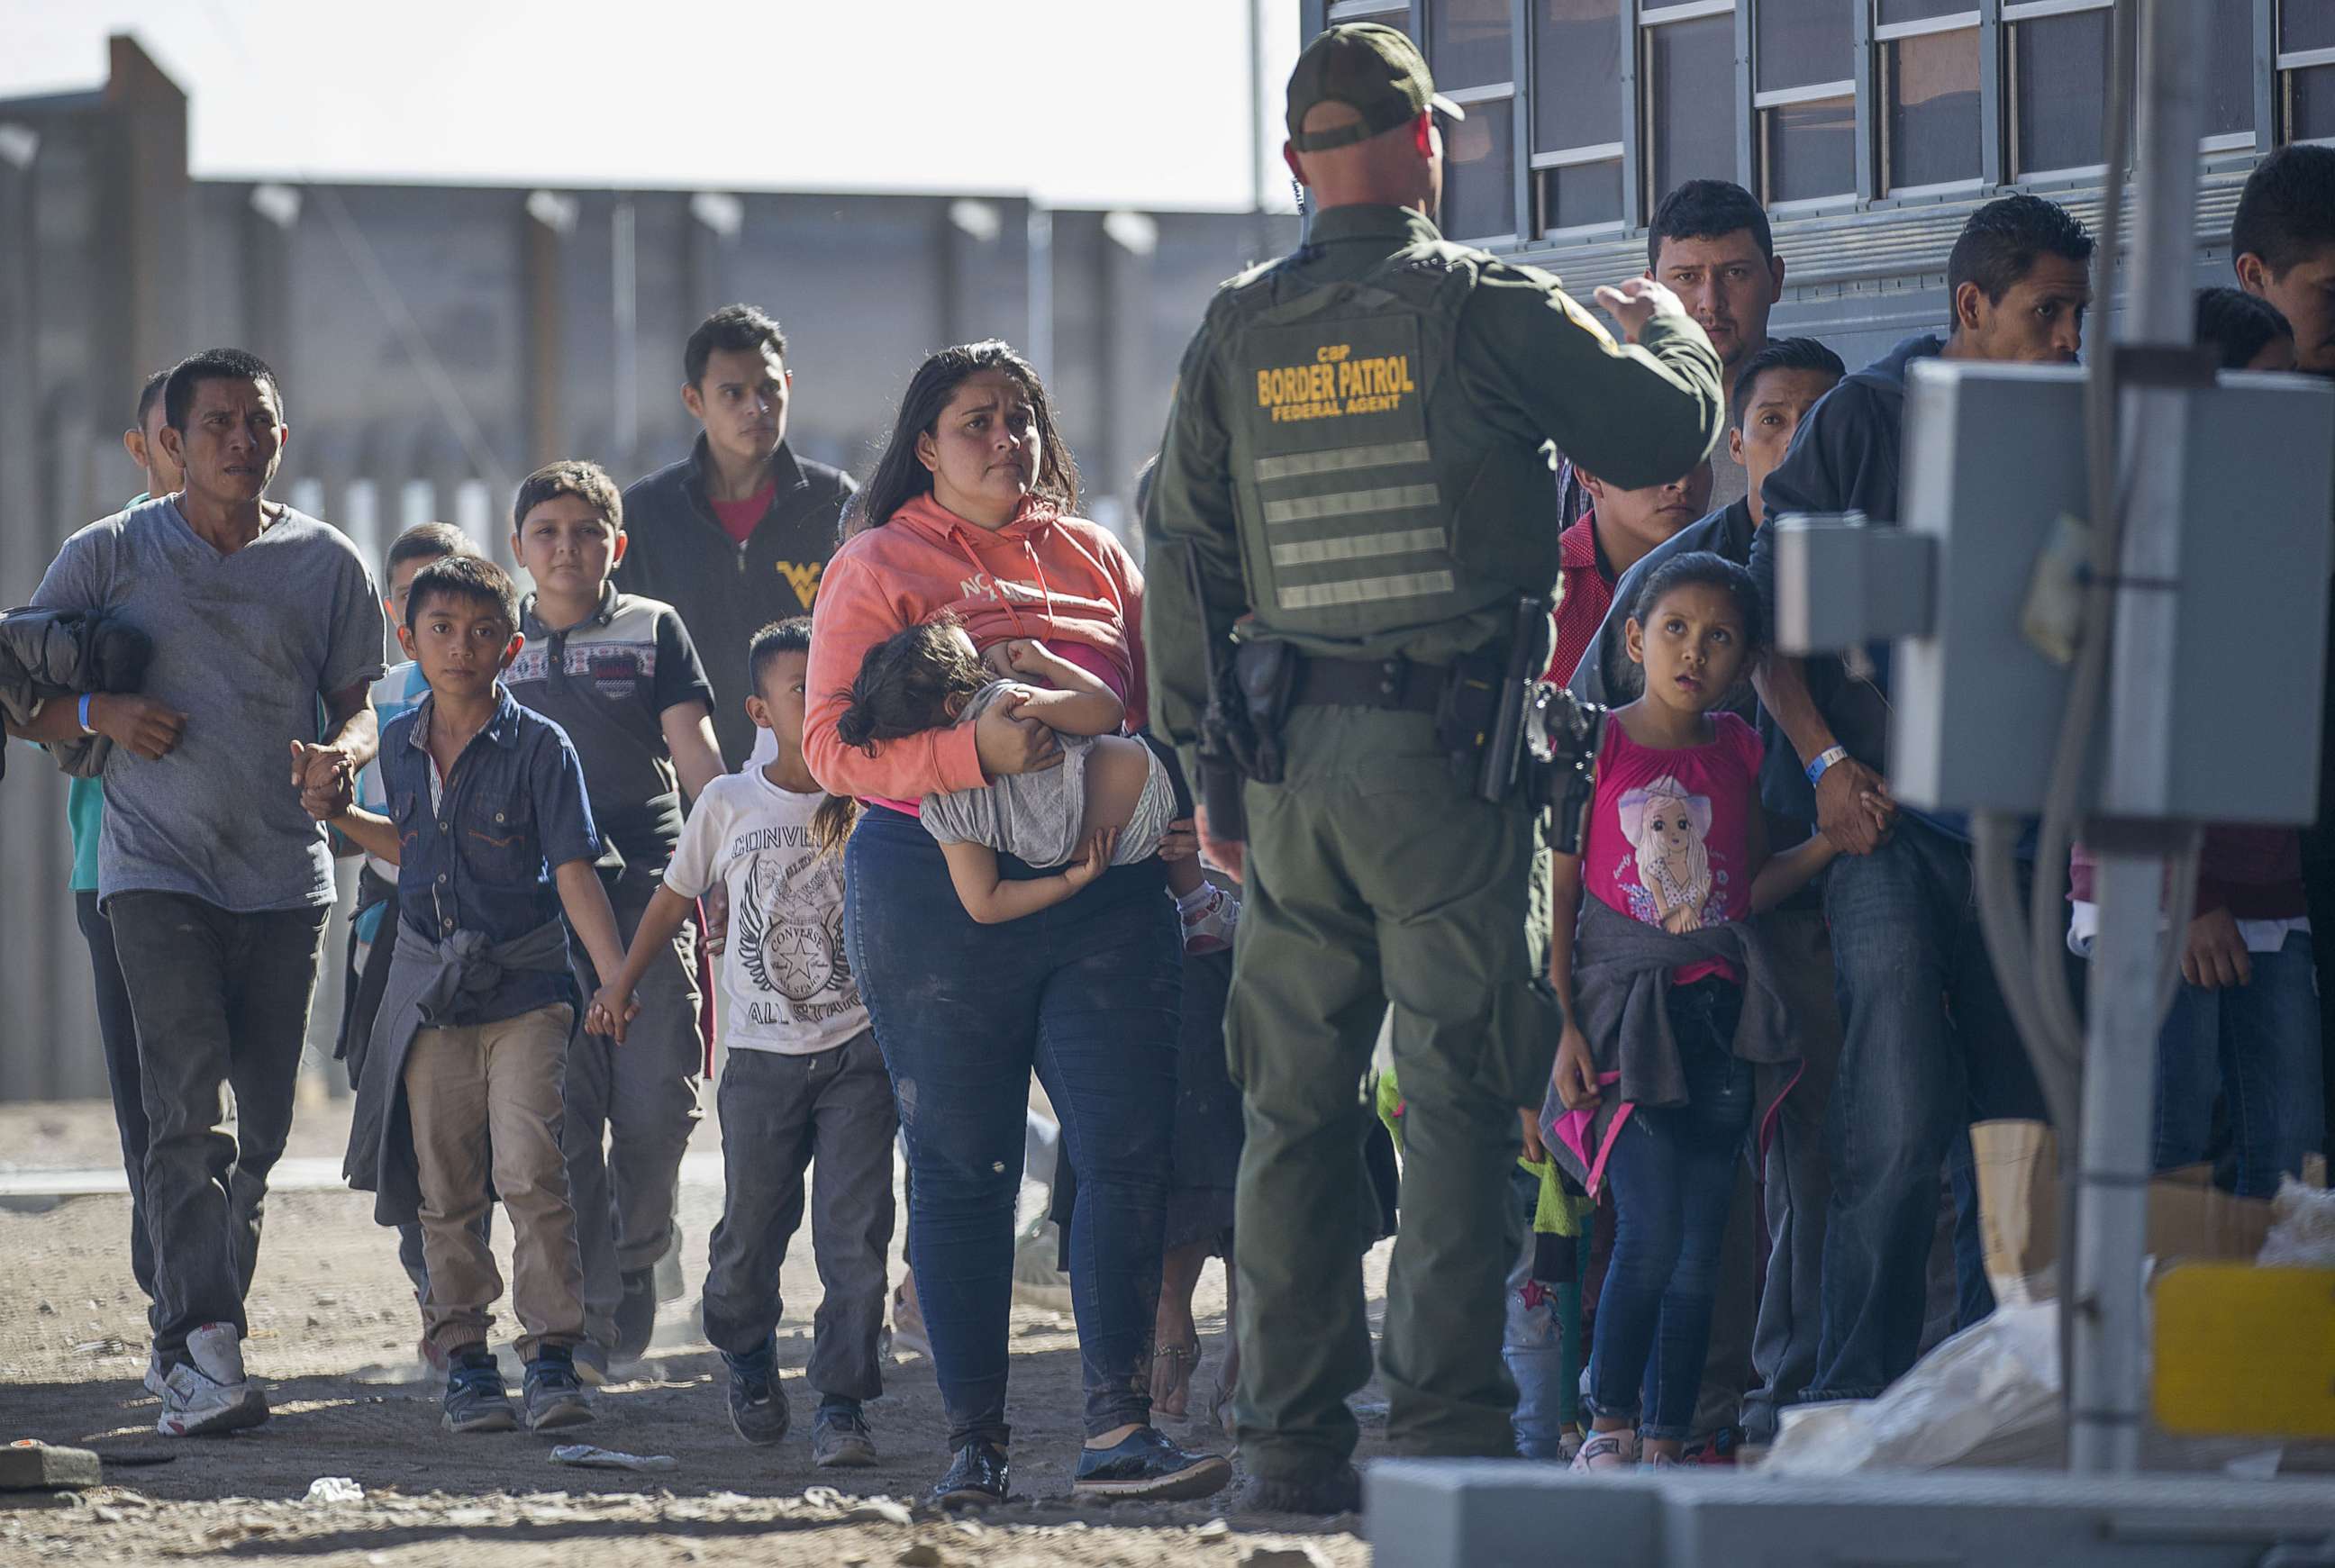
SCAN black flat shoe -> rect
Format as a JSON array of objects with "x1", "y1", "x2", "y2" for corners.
[
  {"x1": 931, "y1": 1438, "x2": 1010, "y2": 1509},
  {"x1": 1228, "y1": 1462, "x2": 1364, "y2": 1517}
]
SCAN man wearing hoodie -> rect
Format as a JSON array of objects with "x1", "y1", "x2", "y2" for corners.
[{"x1": 1746, "y1": 194, "x2": 2094, "y2": 1407}]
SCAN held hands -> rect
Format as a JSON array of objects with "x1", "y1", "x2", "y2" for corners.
[
  {"x1": 1155, "y1": 816, "x2": 1200, "y2": 864},
  {"x1": 1552, "y1": 1025, "x2": 1600, "y2": 1111},
  {"x1": 2182, "y1": 907, "x2": 2254, "y2": 990},
  {"x1": 1814, "y1": 759, "x2": 1896, "y2": 857},
  {"x1": 290, "y1": 739, "x2": 355, "y2": 821},
  {"x1": 91, "y1": 693, "x2": 186, "y2": 761},
  {"x1": 1591, "y1": 277, "x2": 1688, "y2": 345},
  {"x1": 1064, "y1": 827, "x2": 1120, "y2": 892},
  {"x1": 974, "y1": 689, "x2": 1062, "y2": 777},
  {"x1": 585, "y1": 983, "x2": 642, "y2": 1041}
]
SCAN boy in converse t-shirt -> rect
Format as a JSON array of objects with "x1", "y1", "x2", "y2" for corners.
[{"x1": 586, "y1": 618, "x2": 892, "y2": 1464}]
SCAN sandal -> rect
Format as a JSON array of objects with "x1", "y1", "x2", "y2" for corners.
[{"x1": 1149, "y1": 1337, "x2": 1202, "y2": 1418}]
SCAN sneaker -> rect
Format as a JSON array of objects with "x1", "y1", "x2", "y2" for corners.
[
  {"x1": 1073, "y1": 1427, "x2": 1232, "y2": 1500},
  {"x1": 812, "y1": 1401, "x2": 878, "y2": 1468},
  {"x1": 1227, "y1": 1463, "x2": 1363, "y2": 1517},
  {"x1": 1680, "y1": 1425, "x2": 1742, "y2": 1466},
  {"x1": 1570, "y1": 1430, "x2": 1640, "y2": 1471},
  {"x1": 141, "y1": 1347, "x2": 167, "y2": 1398},
  {"x1": 1641, "y1": 1452, "x2": 1682, "y2": 1471},
  {"x1": 156, "y1": 1323, "x2": 268, "y2": 1437},
  {"x1": 1010, "y1": 1217, "x2": 1072, "y2": 1311},
  {"x1": 930, "y1": 1438, "x2": 1011, "y2": 1509},
  {"x1": 522, "y1": 1348, "x2": 595, "y2": 1432},
  {"x1": 613, "y1": 1267, "x2": 659, "y2": 1363},
  {"x1": 441, "y1": 1350, "x2": 518, "y2": 1434},
  {"x1": 1180, "y1": 884, "x2": 1240, "y2": 955},
  {"x1": 722, "y1": 1345, "x2": 790, "y2": 1446}
]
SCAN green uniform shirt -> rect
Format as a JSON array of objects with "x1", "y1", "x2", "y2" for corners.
[{"x1": 1142, "y1": 204, "x2": 1723, "y2": 774}]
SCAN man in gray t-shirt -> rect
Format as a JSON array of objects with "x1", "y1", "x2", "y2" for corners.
[{"x1": 15, "y1": 349, "x2": 385, "y2": 1438}]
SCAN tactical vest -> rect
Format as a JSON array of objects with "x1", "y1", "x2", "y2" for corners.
[{"x1": 1222, "y1": 244, "x2": 1487, "y2": 643}]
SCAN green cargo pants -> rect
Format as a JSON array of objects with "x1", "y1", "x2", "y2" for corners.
[{"x1": 1227, "y1": 704, "x2": 1558, "y2": 1478}]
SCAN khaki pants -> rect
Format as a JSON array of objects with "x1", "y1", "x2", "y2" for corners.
[{"x1": 406, "y1": 1002, "x2": 584, "y2": 1362}]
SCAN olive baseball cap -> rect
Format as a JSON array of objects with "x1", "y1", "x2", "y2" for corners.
[{"x1": 1286, "y1": 23, "x2": 1464, "y2": 153}]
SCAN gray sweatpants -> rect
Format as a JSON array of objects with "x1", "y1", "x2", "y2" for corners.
[
  {"x1": 700, "y1": 1030, "x2": 896, "y2": 1404},
  {"x1": 564, "y1": 881, "x2": 704, "y2": 1350}
]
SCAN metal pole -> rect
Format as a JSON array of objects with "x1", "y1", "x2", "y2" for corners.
[
  {"x1": 613, "y1": 199, "x2": 639, "y2": 475},
  {"x1": 2068, "y1": 0, "x2": 2205, "y2": 1475}
]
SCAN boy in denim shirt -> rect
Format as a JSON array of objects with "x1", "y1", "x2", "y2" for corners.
[{"x1": 332, "y1": 555, "x2": 634, "y2": 1434}]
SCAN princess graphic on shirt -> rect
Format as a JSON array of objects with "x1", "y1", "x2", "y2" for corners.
[{"x1": 1617, "y1": 775, "x2": 1719, "y2": 934}]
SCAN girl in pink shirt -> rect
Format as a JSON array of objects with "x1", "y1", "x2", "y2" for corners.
[{"x1": 1545, "y1": 553, "x2": 1837, "y2": 1470}]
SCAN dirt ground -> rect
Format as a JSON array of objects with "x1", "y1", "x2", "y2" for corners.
[{"x1": 0, "y1": 1097, "x2": 1386, "y2": 1566}]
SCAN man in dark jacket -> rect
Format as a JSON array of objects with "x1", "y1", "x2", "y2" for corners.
[
  {"x1": 1746, "y1": 195, "x2": 2093, "y2": 1407},
  {"x1": 619, "y1": 304, "x2": 858, "y2": 770}
]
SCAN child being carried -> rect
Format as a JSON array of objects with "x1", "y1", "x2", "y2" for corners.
[{"x1": 830, "y1": 616, "x2": 1230, "y2": 939}]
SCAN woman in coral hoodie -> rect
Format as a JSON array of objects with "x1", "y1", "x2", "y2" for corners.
[{"x1": 804, "y1": 340, "x2": 1230, "y2": 1509}]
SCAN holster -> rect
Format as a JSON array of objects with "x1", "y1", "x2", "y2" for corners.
[{"x1": 1231, "y1": 639, "x2": 1297, "y2": 786}]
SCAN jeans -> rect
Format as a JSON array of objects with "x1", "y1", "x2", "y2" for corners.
[
  {"x1": 565, "y1": 878, "x2": 704, "y2": 1349},
  {"x1": 1585, "y1": 981, "x2": 1754, "y2": 1441},
  {"x1": 104, "y1": 893, "x2": 329, "y2": 1364},
  {"x1": 1503, "y1": 1164, "x2": 1585, "y2": 1460},
  {"x1": 1809, "y1": 816, "x2": 2048, "y2": 1402},
  {"x1": 80, "y1": 890, "x2": 159, "y2": 1331},
  {"x1": 701, "y1": 1032, "x2": 896, "y2": 1404},
  {"x1": 2150, "y1": 930, "x2": 2324, "y2": 1197},
  {"x1": 844, "y1": 805, "x2": 1181, "y2": 1450}
]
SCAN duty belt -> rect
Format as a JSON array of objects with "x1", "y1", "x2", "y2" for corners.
[{"x1": 1291, "y1": 654, "x2": 1443, "y2": 713}]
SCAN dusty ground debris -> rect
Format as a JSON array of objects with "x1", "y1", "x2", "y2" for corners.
[{"x1": 0, "y1": 1098, "x2": 1383, "y2": 1565}]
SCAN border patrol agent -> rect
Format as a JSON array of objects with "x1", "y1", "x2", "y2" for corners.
[{"x1": 1142, "y1": 23, "x2": 1723, "y2": 1512}]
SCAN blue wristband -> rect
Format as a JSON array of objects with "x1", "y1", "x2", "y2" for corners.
[
  {"x1": 1805, "y1": 745, "x2": 1849, "y2": 786},
  {"x1": 77, "y1": 693, "x2": 94, "y2": 734}
]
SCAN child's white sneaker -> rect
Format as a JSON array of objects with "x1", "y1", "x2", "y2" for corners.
[
  {"x1": 156, "y1": 1322, "x2": 268, "y2": 1437},
  {"x1": 1179, "y1": 884, "x2": 1240, "y2": 955},
  {"x1": 1570, "y1": 1429, "x2": 1639, "y2": 1472}
]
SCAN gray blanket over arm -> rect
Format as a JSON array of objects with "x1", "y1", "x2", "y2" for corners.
[
  {"x1": 343, "y1": 917, "x2": 576, "y2": 1226},
  {"x1": 1540, "y1": 895, "x2": 1803, "y2": 1192}
]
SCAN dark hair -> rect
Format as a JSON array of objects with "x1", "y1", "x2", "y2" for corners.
[
  {"x1": 386, "y1": 521, "x2": 477, "y2": 577},
  {"x1": 134, "y1": 368, "x2": 170, "y2": 428},
  {"x1": 686, "y1": 304, "x2": 789, "y2": 388},
  {"x1": 405, "y1": 554, "x2": 520, "y2": 635},
  {"x1": 1947, "y1": 195, "x2": 2095, "y2": 307},
  {"x1": 855, "y1": 340, "x2": 1081, "y2": 534},
  {"x1": 749, "y1": 616, "x2": 813, "y2": 693},
  {"x1": 832, "y1": 618, "x2": 989, "y2": 753},
  {"x1": 162, "y1": 348, "x2": 282, "y2": 433},
  {"x1": 2194, "y1": 286, "x2": 2294, "y2": 370},
  {"x1": 1630, "y1": 550, "x2": 1766, "y2": 658},
  {"x1": 1647, "y1": 179, "x2": 1774, "y2": 271},
  {"x1": 1728, "y1": 336, "x2": 1845, "y2": 430},
  {"x1": 513, "y1": 458, "x2": 622, "y2": 533},
  {"x1": 2231, "y1": 143, "x2": 2335, "y2": 276}
]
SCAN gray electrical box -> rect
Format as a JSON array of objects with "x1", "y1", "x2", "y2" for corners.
[{"x1": 1773, "y1": 359, "x2": 2335, "y2": 824}]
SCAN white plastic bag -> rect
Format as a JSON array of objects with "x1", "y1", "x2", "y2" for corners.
[
  {"x1": 2258, "y1": 1176, "x2": 2335, "y2": 1267},
  {"x1": 1763, "y1": 1302, "x2": 2063, "y2": 1475}
]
